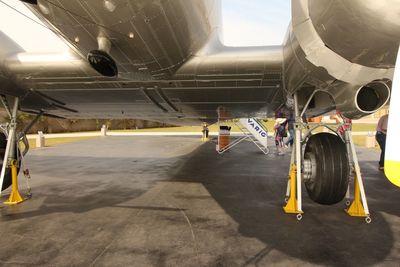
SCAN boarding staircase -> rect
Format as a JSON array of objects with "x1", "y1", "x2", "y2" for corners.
[
  {"x1": 238, "y1": 118, "x2": 269, "y2": 154},
  {"x1": 217, "y1": 118, "x2": 269, "y2": 155}
]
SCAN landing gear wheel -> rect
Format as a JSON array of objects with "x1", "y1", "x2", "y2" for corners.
[
  {"x1": 296, "y1": 214, "x2": 303, "y2": 221},
  {"x1": 345, "y1": 200, "x2": 351, "y2": 207},
  {"x1": 303, "y1": 133, "x2": 350, "y2": 205},
  {"x1": 0, "y1": 133, "x2": 20, "y2": 191},
  {"x1": 365, "y1": 216, "x2": 372, "y2": 224}
]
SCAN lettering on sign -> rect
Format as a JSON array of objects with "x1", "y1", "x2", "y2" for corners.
[{"x1": 247, "y1": 119, "x2": 267, "y2": 137}]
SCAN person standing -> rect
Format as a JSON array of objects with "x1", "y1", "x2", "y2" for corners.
[
  {"x1": 274, "y1": 118, "x2": 286, "y2": 155},
  {"x1": 202, "y1": 124, "x2": 209, "y2": 141},
  {"x1": 376, "y1": 114, "x2": 389, "y2": 171},
  {"x1": 284, "y1": 113, "x2": 295, "y2": 148}
]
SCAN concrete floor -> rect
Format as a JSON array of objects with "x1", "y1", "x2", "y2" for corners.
[{"x1": 0, "y1": 136, "x2": 399, "y2": 266}]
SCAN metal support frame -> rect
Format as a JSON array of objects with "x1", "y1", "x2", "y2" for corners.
[
  {"x1": 0, "y1": 97, "x2": 32, "y2": 203},
  {"x1": 217, "y1": 120, "x2": 270, "y2": 155},
  {"x1": 236, "y1": 121, "x2": 269, "y2": 155},
  {"x1": 217, "y1": 135, "x2": 248, "y2": 154},
  {"x1": 294, "y1": 93, "x2": 303, "y2": 214},
  {"x1": 283, "y1": 90, "x2": 370, "y2": 222},
  {"x1": 344, "y1": 129, "x2": 371, "y2": 223},
  {"x1": 283, "y1": 92, "x2": 303, "y2": 219},
  {"x1": 16, "y1": 111, "x2": 43, "y2": 156},
  {"x1": 0, "y1": 95, "x2": 12, "y2": 118},
  {"x1": 18, "y1": 111, "x2": 43, "y2": 140},
  {"x1": 0, "y1": 97, "x2": 19, "y2": 197},
  {"x1": 344, "y1": 125, "x2": 353, "y2": 205},
  {"x1": 3, "y1": 159, "x2": 24, "y2": 205},
  {"x1": 285, "y1": 146, "x2": 296, "y2": 201}
]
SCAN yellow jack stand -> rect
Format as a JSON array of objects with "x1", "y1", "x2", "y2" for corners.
[
  {"x1": 346, "y1": 171, "x2": 367, "y2": 217},
  {"x1": 4, "y1": 160, "x2": 24, "y2": 205},
  {"x1": 283, "y1": 164, "x2": 303, "y2": 215}
]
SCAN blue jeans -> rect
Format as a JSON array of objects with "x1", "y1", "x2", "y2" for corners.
[
  {"x1": 285, "y1": 129, "x2": 295, "y2": 146},
  {"x1": 376, "y1": 132, "x2": 386, "y2": 167}
]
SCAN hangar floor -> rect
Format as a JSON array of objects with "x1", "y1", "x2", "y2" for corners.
[{"x1": 0, "y1": 136, "x2": 399, "y2": 266}]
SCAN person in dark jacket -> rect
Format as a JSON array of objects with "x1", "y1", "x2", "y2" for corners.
[
  {"x1": 376, "y1": 114, "x2": 388, "y2": 171},
  {"x1": 284, "y1": 113, "x2": 295, "y2": 148}
]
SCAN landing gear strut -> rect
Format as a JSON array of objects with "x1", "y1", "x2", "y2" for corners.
[
  {"x1": 283, "y1": 91, "x2": 370, "y2": 222},
  {"x1": 0, "y1": 97, "x2": 20, "y2": 196},
  {"x1": 0, "y1": 96, "x2": 38, "y2": 204}
]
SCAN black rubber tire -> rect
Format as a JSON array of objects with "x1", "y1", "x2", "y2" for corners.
[
  {"x1": 304, "y1": 133, "x2": 350, "y2": 205},
  {"x1": 0, "y1": 133, "x2": 19, "y2": 191}
]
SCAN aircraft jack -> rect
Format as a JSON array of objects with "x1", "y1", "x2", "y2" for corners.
[
  {"x1": 346, "y1": 173, "x2": 367, "y2": 216},
  {"x1": 0, "y1": 97, "x2": 35, "y2": 204},
  {"x1": 4, "y1": 160, "x2": 24, "y2": 205},
  {"x1": 345, "y1": 168, "x2": 371, "y2": 223},
  {"x1": 283, "y1": 164, "x2": 303, "y2": 220},
  {"x1": 282, "y1": 93, "x2": 304, "y2": 220},
  {"x1": 282, "y1": 92, "x2": 371, "y2": 222},
  {"x1": 344, "y1": 130, "x2": 371, "y2": 223}
]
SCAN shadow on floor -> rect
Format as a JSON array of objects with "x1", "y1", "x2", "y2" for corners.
[{"x1": 170, "y1": 142, "x2": 400, "y2": 266}]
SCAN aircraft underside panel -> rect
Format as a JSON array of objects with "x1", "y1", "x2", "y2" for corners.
[
  {"x1": 30, "y1": 83, "x2": 284, "y2": 124},
  {"x1": 1, "y1": 0, "x2": 398, "y2": 123}
]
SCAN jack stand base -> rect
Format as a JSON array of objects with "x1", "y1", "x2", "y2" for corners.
[
  {"x1": 345, "y1": 171, "x2": 368, "y2": 218},
  {"x1": 283, "y1": 203, "x2": 304, "y2": 214},
  {"x1": 345, "y1": 203, "x2": 367, "y2": 217},
  {"x1": 4, "y1": 191, "x2": 24, "y2": 205},
  {"x1": 283, "y1": 164, "x2": 303, "y2": 216},
  {"x1": 3, "y1": 160, "x2": 25, "y2": 205}
]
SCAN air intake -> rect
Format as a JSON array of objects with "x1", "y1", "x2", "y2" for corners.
[
  {"x1": 20, "y1": 0, "x2": 37, "y2": 4},
  {"x1": 87, "y1": 50, "x2": 118, "y2": 77}
]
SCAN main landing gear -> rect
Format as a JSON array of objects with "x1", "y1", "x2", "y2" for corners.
[
  {"x1": 0, "y1": 96, "x2": 38, "y2": 204},
  {"x1": 283, "y1": 92, "x2": 371, "y2": 223}
]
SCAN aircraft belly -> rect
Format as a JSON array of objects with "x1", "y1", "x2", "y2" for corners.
[
  {"x1": 36, "y1": 82, "x2": 283, "y2": 122},
  {"x1": 28, "y1": 0, "x2": 216, "y2": 77}
]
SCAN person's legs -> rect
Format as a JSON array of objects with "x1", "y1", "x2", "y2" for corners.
[
  {"x1": 276, "y1": 137, "x2": 282, "y2": 154},
  {"x1": 284, "y1": 135, "x2": 291, "y2": 146},
  {"x1": 285, "y1": 129, "x2": 295, "y2": 147},
  {"x1": 290, "y1": 129, "x2": 295, "y2": 146},
  {"x1": 376, "y1": 133, "x2": 386, "y2": 168}
]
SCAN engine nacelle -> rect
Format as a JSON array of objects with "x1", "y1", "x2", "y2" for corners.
[
  {"x1": 283, "y1": 0, "x2": 396, "y2": 119},
  {"x1": 334, "y1": 81, "x2": 391, "y2": 119}
]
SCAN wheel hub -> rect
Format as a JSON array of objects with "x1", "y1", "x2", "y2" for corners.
[{"x1": 303, "y1": 152, "x2": 317, "y2": 182}]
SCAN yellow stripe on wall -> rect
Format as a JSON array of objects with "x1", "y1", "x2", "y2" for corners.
[{"x1": 385, "y1": 160, "x2": 400, "y2": 187}]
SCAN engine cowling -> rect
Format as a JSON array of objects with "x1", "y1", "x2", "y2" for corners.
[
  {"x1": 283, "y1": 0, "x2": 396, "y2": 119},
  {"x1": 333, "y1": 80, "x2": 391, "y2": 119}
]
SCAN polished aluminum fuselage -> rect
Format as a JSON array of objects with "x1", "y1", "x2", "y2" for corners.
[{"x1": 0, "y1": 0, "x2": 399, "y2": 123}]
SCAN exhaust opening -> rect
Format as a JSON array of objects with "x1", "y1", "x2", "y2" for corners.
[
  {"x1": 87, "y1": 50, "x2": 118, "y2": 77},
  {"x1": 355, "y1": 81, "x2": 390, "y2": 113}
]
